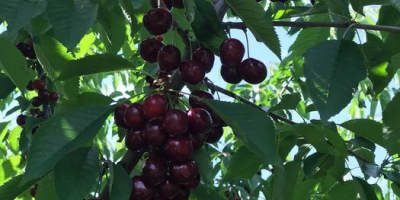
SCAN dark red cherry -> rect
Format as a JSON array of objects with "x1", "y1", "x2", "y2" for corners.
[
  {"x1": 187, "y1": 108, "x2": 213, "y2": 134},
  {"x1": 219, "y1": 39, "x2": 245, "y2": 67},
  {"x1": 125, "y1": 103, "x2": 146, "y2": 130},
  {"x1": 49, "y1": 92, "x2": 59, "y2": 102},
  {"x1": 162, "y1": 109, "x2": 189, "y2": 137},
  {"x1": 143, "y1": 8, "x2": 173, "y2": 35},
  {"x1": 206, "y1": 126, "x2": 224, "y2": 143},
  {"x1": 189, "y1": 132, "x2": 209, "y2": 150},
  {"x1": 32, "y1": 80, "x2": 44, "y2": 90},
  {"x1": 189, "y1": 90, "x2": 213, "y2": 110},
  {"x1": 152, "y1": 198, "x2": 167, "y2": 200},
  {"x1": 164, "y1": 137, "x2": 194, "y2": 162},
  {"x1": 140, "y1": 38, "x2": 164, "y2": 63},
  {"x1": 192, "y1": 48, "x2": 215, "y2": 73},
  {"x1": 143, "y1": 94, "x2": 168, "y2": 120},
  {"x1": 31, "y1": 97, "x2": 42, "y2": 107},
  {"x1": 158, "y1": 179, "x2": 179, "y2": 199},
  {"x1": 142, "y1": 157, "x2": 168, "y2": 186},
  {"x1": 38, "y1": 89, "x2": 50, "y2": 102},
  {"x1": 26, "y1": 80, "x2": 34, "y2": 91},
  {"x1": 17, "y1": 114, "x2": 27, "y2": 126},
  {"x1": 125, "y1": 129, "x2": 148, "y2": 151},
  {"x1": 179, "y1": 60, "x2": 205, "y2": 85},
  {"x1": 239, "y1": 58, "x2": 267, "y2": 84},
  {"x1": 131, "y1": 176, "x2": 156, "y2": 200},
  {"x1": 184, "y1": 173, "x2": 200, "y2": 189},
  {"x1": 211, "y1": 112, "x2": 224, "y2": 127},
  {"x1": 171, "y1": 188, "x2": 190, "y2": 200},
  {"x1": 221, "y1": 65, "x2": 242, "y2": 84},
  {"x1": 156, "y1": 35, "x2": 163, "y2": 41},
  {"x1": 114, "y1": 104, "x2": 129, "y2": 129},
  {"x1": 29, "y1": 185, "x2": 37, "y2": 197},
  {"x1": 143, "y1": 119, "x2": 167, "y2": 147},
  {"x1": 157, "y1": 45, "x2": 181, "y2": 73},
  {"x1": 150, "y1": 0, "x2": 173, "y2": 9},
  {"x1": 170, "y1": 160, "x2": 198, "y2": 184},
  {"x1": 171, "y1": 0, "x2": 184, "y2": 8}
]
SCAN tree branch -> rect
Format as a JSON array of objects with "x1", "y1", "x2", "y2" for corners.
[{"x1": 225, "y1": 21, "x2": 400, "y2": 34}]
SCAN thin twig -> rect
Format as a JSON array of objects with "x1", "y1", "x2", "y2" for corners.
[{"x1": 225, "y1": 21, "x2": 400, "y2": 34}]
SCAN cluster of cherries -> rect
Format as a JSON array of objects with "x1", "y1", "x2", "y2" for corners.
[{"x1": 114, "y1": 89, "x2": 224, "y2": 200}]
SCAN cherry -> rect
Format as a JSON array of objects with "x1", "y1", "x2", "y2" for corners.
[
  {"x1": 221, "y1": 65, "x2": 243, "y2": 84},
  {"x1": 171, "y1": 0, "x2": 184, "y2": 8},
  {"x1": 143, "y1": 8, "x2": 172, "y2": 36},
  {"x1": 156, "y1": 35, "x2": 164, "y2": 41},
  {"x1": 152, "y1": 198, "x2": 167, "y2": 200},
  {"x1": 142, "y1": 157, "x2": 168, "y2": 186},
  {"x1": 49, "y1": 92, "x2": 59, "y2": 102},
  {"x1": 17, "y1": 114, "x2": 27, "y2": 126},
  {"x1": 162, "y1": 109, "x2": 189, "y2": 137},
  {"x1": 238, "y1": 58, "x2": 267, "y2": 84},
  {"x1": 189, "y1": 132, "x2": 209, "y2": 150},
  {"x1": 140, "y1": 38, "x2": 164, "y2": 63},
  {"x1": 32, "y1": 79, "x2": 44, "y2": 90},
  {"x1": 170, "y1": 160, "x2": 198, "y2": 184},
  {"x1": 211, "y1": 112, "x2": 224, "y2": 127},
  {"x1": 125, "y1": 103, "x2": 146, "y2": 130},
  {"x1": 219, "y1": 39, "x2": 245, "y2": 67},
  {"x1": 234, "y1": 196, "x2": 242, "y2": 200},
  {"x1": 187, "y1": 108, "x2": 213, "y2": 134},
  {"x1": 184, "y1": 173, "x2": 200, "y2": 189},
  {"x1": 38, "y1": 89, "x2": 50, "y2": 102},
  {"x1": 158, "y1": 179, "x2": 179, "y2": 199},
  {"x1": 30, "y1": 108, "x2": 40, "y2": 116},
  {"x1": 29, "y1": 185, "x2": 37, "y2": 197},
  {"x1": 31, "y1": 97, "x2": 42, "y2": 107},
  {"x1": 143, "y1": 119, "x2": 167, "y2": 147},
  {"x1": 150, "y1": 0, "x2": 173, "y2": 9},
  {"x1": 179, "y1": 60, "x2": 205, "y2": 85},
  {"x1": 192, "y1": 48, "x2": 215, "y2": 73},
  {"x1": 143, "y1": 94, "x2": 168, "y2": 120},
  {"x1": 26, "y1": 80, "x2": 34, "y2": 91},
  {"x1": 131, "y1": 176, "x2": 156, "y2": 200},
  {"x1": 189, "y1": 90, "x2": 213, "y2": 110},
  {"x1": 171, "y1": 188, "x2": 190, "y2": 200},
  {"x1": 114, "y1": 104, "x2": 129, "y2": 129},
  {"x1": 157, "y1": 45, "x2": 181, "y2": 73},
  {"x1": 125, "y1": 129, "x2": 148, "y2": 151},
  {"x1": 164, "y1": 137, "x2": 194, "y2": 161},
  {"x1": 206, "y1": 126, "x2": 224, "y2": 143}
]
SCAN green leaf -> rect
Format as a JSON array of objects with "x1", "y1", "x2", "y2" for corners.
[
  {"x1": 382, "y1": 92, "x2": 400, "y2": 155},
  {"x1": 191, "y1": 0, "x2": 227, "y2": 53},
  {"x1": 0, "y1": 175, "x2": 38, "y2": 200},
  {"x1": 36, "y1": 173, "x2": 59, "y2": 200},
  {"x1": 303, "y1": 40, "x2": 367, "y2": 122},
  {"x1": 0, "y1": 0, "x2": 47, "y2": 37},
  {"x1": 22, "y1": 104, "x2": 115, "y2": 184},
  {"x1": 192, "y1": 148, "x2": 213, "y2": 184},
  {"x1": 0, "y1": 155, "x2": 23, "y2": 184},
  {"x1": 354, "y1": 177, "x2": 379, "y2": 200},
  {"x1": 58, "y1": 54, "x2": 134, "y2": 81},
  {"x1": 323, "y1": 181, "x2": 358, "y2": 200},
  {"x1": 225, "y1": 0, "x2": 281, "y2": 59},
  {"x1": 0, "y1": 37, "x2": 30, "y2": 93},
  {"x1": 204, "y1": 100, "x2": 280, "y2": 165},
  {"x1": 0, "y1": 74, "x2": 16, "y2": 99},
  {"x1": 54, "y1": 147, "x2": 100, "y2": 200},
  {"x1": 97, "y1": 5, "x2": 127, "y2": 54},
  {"x1": 269, "y1": 93, "x2": 301, "y2": 112},
  {"x1": 224, "y1": 146, "x2": 263, "y2": 182},
  {"x1": 303, "y1": 152, "x2": 334, "y2": 178},
  {"x1": 294, "y1": 124, "x2": 332, "y2": 154},
  {"x1": 341, "y1": 119, "x2": 385, "y2": 148},
  {"x1": 390, "y1": 0, "x2": 400, "y2": 12},
  {"x1": 34, "y1": 34, "x2": 78, "y2": 99},
  {"x1": 349, "y1": 0, "x2": 388, "y2": 14},
  {"x1": 194, "y1": 184, "x2": 227, "y2": 200},
  {"x1": 130, "y1": 0, "x2": 145, "y2": 9},
  {"x1": 47, "y1": 0, "x2": 99, "y2": 50},
  {"x1": 109, "y1": 164, "x2": 132, "y2": 200},
  {"x1": 290, "y1": 14, "x2": 330, "y2": 58}
]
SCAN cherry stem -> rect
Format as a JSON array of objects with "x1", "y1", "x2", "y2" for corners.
[{"x1": 243, "y1": 29, "x2": 250, "y2": 58}]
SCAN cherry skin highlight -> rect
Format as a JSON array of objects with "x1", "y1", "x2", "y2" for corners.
[
  {"x1": 238, "y1": 58, "x2": 267, "y2": 84},
  {"x1": 143, "y1": 94, "x2": 168, "y2": 120},
  {"x1": 164, "y1": 137, "x2": 194, "y2": 162},
  {"x1": 143, "y1": 8, "x2": 173, "y2": 35},
  {"x1": 162, "y1": 109, "x2": 189, "y2": 137},
  {"x1": 219, "y1": 39, "x2": 245, "y2": 67}
]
